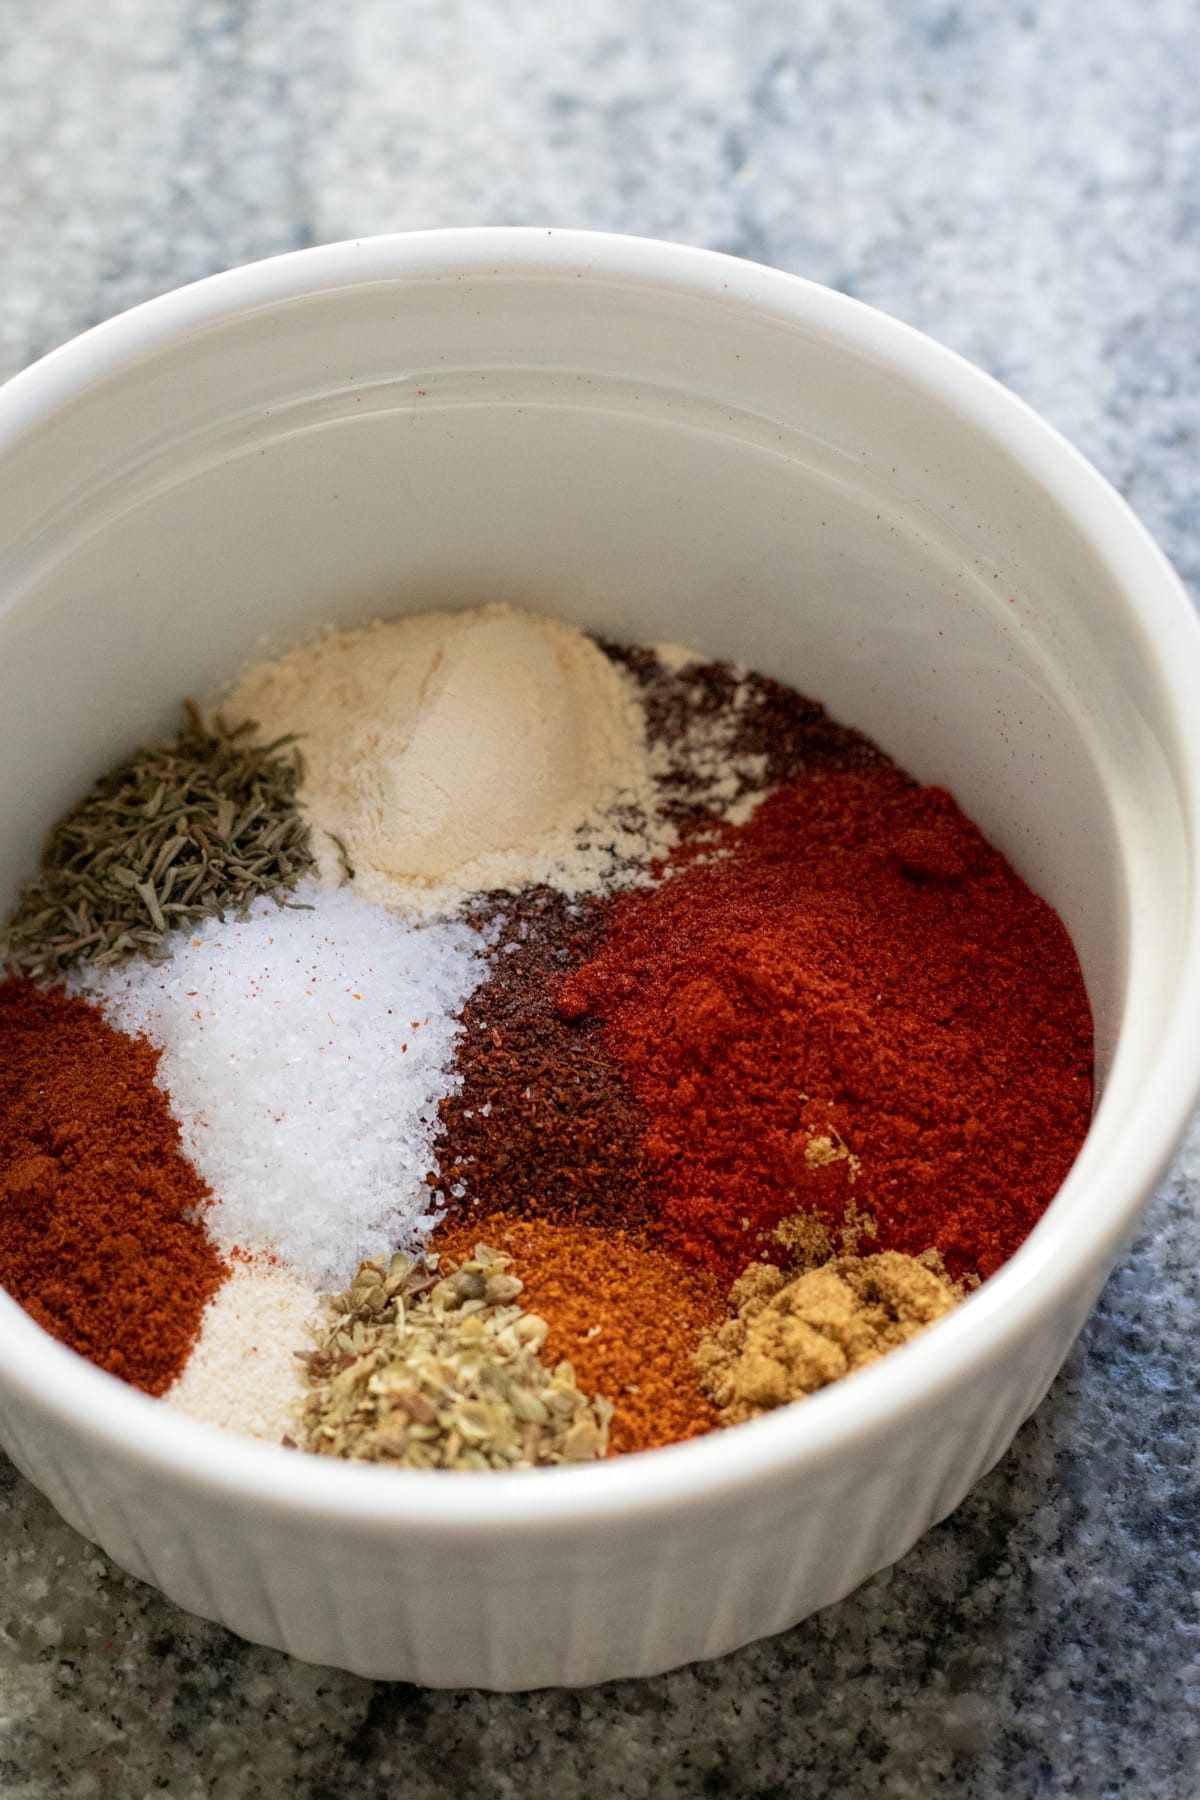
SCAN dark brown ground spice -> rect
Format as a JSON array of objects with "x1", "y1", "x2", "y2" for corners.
[
  {"x1": 431, "y1": 887, "x2": 654, "y2": 1229},
  {"x1": 599, "y1": 642, "x2": 889, "y2": 821},
  {"x1": 432, "y1": 1211, "x2": 724, "y2": 1455}
]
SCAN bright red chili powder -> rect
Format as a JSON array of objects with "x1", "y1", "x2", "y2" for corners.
[{"x1": 556, "y1": 766, "x2": 1094, "y2": 1280}]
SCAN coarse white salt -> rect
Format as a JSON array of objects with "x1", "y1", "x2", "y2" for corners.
[
  {"x1": 164, "y1": 1255, "x2": 320, "y2": 1442},
  {"x1": 76, "y1": 882, "x2": 485, "y2": 1285}
]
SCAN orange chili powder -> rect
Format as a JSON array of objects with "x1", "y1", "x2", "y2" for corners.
[{"x1": 432, "y1": 1212, "x2": 723, "y2": 1455}]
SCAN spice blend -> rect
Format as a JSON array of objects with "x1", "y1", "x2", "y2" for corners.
[{"x1": 0, "y1": 605, "x2": 1095, "y2": 1462}]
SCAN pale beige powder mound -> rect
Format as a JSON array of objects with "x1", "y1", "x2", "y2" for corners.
[
  {"x1": 164, "y1": 1257, "x2": 321, "y2": 1442},
  {"x1": 226, "y1": 604, "x2": 674, "y2": 917}
]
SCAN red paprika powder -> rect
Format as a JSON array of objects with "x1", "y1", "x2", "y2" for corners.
[
  {"x1": 556, "y1": 766, "x2": 1093, "y2": 1280},
  {"x1": 0, "y1": 979, "x2": 227, "y2": 1393}
]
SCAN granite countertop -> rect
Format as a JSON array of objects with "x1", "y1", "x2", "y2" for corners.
[{"x1": 1, "y1": 3, "x2": 1198, "y2": 1794}]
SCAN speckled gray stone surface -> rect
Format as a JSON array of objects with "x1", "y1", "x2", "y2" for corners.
[{"x1": 1, "y1": 2, "x2": 1198, "y2": 1794}]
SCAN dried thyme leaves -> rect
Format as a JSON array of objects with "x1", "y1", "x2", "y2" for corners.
[
  {"x1": 295, "y1": 1247, "x2": 613, "y2": 1470},
  {"x1": 2, "y1": 703, "x2": 314, "y2": 977}
]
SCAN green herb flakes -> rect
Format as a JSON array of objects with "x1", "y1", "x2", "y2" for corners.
[
  {"x1": 295, "y1": 1247, "x2": 613, "y2": 1470},
  {"x1": 1, "y1": 703, "x2": 315, "y2": 977}
]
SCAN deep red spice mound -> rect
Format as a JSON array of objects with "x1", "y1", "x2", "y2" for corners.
[
  {"x1": 556, "y1": 767, "x2": 1094, "y2": 1280},
  {"x1": 0, "y1": 979, "x2": 226, "y2": 1393}
]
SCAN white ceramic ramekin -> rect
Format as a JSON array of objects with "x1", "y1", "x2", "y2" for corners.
[{"x1": 0, "y1": 231, "x2": 1198, "y2": 1689}]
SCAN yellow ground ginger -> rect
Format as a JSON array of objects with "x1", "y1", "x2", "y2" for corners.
[{"x1": 694, "y1": 1248, "x2": 963, "y2": 1424}]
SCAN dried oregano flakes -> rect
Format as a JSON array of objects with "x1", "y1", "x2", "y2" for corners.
[
  {"x1": 1, "y1": 703, "x2": 315, "y2": 978},
  {"x1": 295, "y1": 1246, "x2": 613, "y2": 1470}
]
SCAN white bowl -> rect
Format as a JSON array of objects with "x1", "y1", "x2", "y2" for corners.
[{"x1": 1, "y1": 230, "x2": 1198, "y2": 1690}]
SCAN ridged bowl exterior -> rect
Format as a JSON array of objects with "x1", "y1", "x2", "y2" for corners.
[{"x1": 0, "y1": 1278, "x2": 1096, "y2": 1686}]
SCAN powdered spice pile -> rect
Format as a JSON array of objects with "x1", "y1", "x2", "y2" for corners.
[
  {"x1": 695, "y1": 1247, "x2": 965, "y2": 1424},
  {"x1": 549, "y1": 768, "x2": 1093, "y2": 1280},
  {"x1": 0, "y1": 980, "x2": 225, "y2": 1392},
  {"x1": 432, "y1": 889, "x2": 654, "y2": 1230}
]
